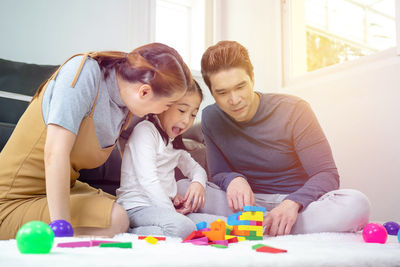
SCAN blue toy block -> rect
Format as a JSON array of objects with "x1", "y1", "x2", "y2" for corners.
[
  {"x1": 196, "y1": 221, "x2": 207, "y2": 231},
  {"x1": 243, "y1": 206, "x2": 266, "y2": 212},
  {"x1": 228, "y1": 212, "x2": 243, "y2": 226}
]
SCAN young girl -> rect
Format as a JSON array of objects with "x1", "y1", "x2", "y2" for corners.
[{"x1": 117, "y1": 81, "x2": 219, "y2": 238}]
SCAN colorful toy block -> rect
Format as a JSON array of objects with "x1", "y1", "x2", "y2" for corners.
[
  {"x1": 182, "y1": 237, "x2": 209, "y2": 245},
  {"x1": 243, "y1": 206, "x2": 266, "y2": 212},
  {"x1": 214, "y1": 240, "x2": 229, "y2": 246},
  {"x1": 182, "y1": 231, "x2": 205, "y2": 242},
  {"x1": 244, "y1": 235, "x2": 263, "y2": 240},
  {"x1": 226, "y1": 237, "x2": 239, "y2": 243},
  {"x1": 224, "y1": 235, "x2": 245, "y2": 241},
  {"x1": 211, "y1": 244, "x2": 228, "y2": 249},
  {"x1": 231, "y1": 225, "x2": 250, "y2": 236},
  {"x1": 144, "y1": 236, "x2": 158, "y2": 244},
  {"x1": 252, "y1": 244, "x2": 266, "y2": 250},
  {"x1": 196, "y1": 221, "x2": 207, "y2": 230},
  {"x1": 138, "y1": 236, "x2": 166, "y2": 241},
  {"x1": 237, "y1": 225, "x2": 263, "y2": 236},
  {"x1": 202, "y1": 230, "x2": 225, "y2": 241},
  {"x1": 57, "y1": 240, "x2": 117, "y2": 248},
  {"x1": 239, "y1": 211, "x2": 264, "y2": 221},
  {"x1": 99, "y1": 242, "x2": 132, "y2": 248},
  {"x1": 255, "y1": 245, "x2": 287, "y2": 253}
]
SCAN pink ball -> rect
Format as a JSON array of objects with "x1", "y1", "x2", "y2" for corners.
[{"x1": 362, "y1": 223, "x2": 388, "y2": 244}]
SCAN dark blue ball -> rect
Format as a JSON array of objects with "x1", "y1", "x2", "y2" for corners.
[
  {"x1": 49, "y1": 220, "x2": 74, "y2": 237},
  {"x1": 383, "y1": 221, "x2": 400, "y2": 236}
]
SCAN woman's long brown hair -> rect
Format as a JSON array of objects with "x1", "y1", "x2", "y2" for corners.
[{"x1": 33, "y1": 43, "x2": 193, "y2": 99}]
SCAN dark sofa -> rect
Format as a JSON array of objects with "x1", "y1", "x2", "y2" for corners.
[{"x1": 0, "y1": 58, "x2": 207, "y2": 195}]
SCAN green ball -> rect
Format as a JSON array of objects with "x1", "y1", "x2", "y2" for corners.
[{"x1": 16, "y1": 221, "x2": 54, "y2": 254}]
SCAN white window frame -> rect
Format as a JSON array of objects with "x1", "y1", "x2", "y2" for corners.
[
  {"x1": 131, "y1": 0, "x2": 213, "y2": 74},
  {"x1": 281, "y1": 0, "x2": 400, "y2": 88}
]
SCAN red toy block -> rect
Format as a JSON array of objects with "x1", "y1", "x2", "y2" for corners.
[
  {"x1": 227, "y1": 237, "x2": 239, "y2": 243},
  {"x1": 138, "y1": 236, "x2": 166, "y2": 241},
  {"x1": 182, "y1": 231, "x2": 205, "y2": 242},
  {"x1": 256, "y1": 246, "x2": 287, "y2": 253}
]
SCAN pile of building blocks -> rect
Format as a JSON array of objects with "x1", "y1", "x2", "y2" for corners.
[{"x1": 182, "y1": 206, "x2": 266, "y2": 248}]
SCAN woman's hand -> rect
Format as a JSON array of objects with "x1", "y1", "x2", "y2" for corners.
[{"x1": 183, "y1": 181, "x2": 205, "y2": 213}]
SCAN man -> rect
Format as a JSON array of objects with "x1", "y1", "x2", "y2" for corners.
[{"x1": 178, "y1": 40, "x2": 370, "y2": 236}]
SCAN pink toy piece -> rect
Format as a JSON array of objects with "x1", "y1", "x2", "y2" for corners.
[
  {"x1": 57, "y1": 241, "x2": 91, "y2": 248},
  {"x1": 198, "y1": 228, "x2": 211, "y2": 232},
  {"x1": 183, "y1": 236, "x2": 209, "y2": 244},
  {"x1": 362, "y1": 223, "x2": 388, "y2": 244},
  {"x1": 214, "y1": 240, "x2": 228, "y2": 246},
  {"x1": 191, "y1": 240, "x2": 210, "y2": 246},
  {"x1": 57, "y1": 240, "x2": 118, "y2": 248}
]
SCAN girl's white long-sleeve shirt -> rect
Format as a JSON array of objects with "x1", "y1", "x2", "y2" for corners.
[{"x1": 116, "y1": 120, "x2": 207, "y2": 211}]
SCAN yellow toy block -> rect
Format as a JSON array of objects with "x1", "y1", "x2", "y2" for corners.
[
  {"x1": 239, "y1": 211, "x2": 263, "y2": 221},
  {"x1": 225, "y1": 225, "x2": 233, "y2": 230},
  {"x1": 144, "y1": 236, "x2": 158, "y2": 244},
  {"x1": 236, "y1": 236, "x2": 246, "y2": 242}
]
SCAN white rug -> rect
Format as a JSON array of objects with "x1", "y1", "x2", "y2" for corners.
[{"x1": 0, "y1": 232, "x2": 399, "y2": 267}]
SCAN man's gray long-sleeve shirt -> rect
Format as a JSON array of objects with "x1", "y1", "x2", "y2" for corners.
[{"x1": 201, "y1": 93, "x2": 339, "y2": 210}]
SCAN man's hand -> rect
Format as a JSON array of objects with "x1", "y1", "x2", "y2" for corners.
[
  {"x1": 226, "y1": 177, "x2": 255, "y2": 212},
  {"x1": 263, "y1": 199, "x2": 302, "y2": 236},
  {"x1": 184, "y1": 181, "x2": 205, "y2": 213}
]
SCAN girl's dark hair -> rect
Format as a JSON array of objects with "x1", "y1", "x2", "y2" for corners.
[
  {"x1": 148, "y1": 80, "x2": 202, "y2": 150},
  {"x1": 96, "y1": 43, "x2": 193, "y2": 97}
]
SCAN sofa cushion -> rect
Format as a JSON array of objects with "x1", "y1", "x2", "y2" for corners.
[{"x1": 0, "y1": 58, "x2": 57, "y2": 96}]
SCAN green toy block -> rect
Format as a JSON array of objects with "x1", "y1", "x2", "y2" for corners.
[
  {"x1": 249, "y1": 231, "x2": 258, "y2": 236},
  {"x1": 246, "y1": 236, "x2": 263, "y2": 240},
  {"x1": 99, "y1": 242, "x2": 132, "y2": 248},
  {"x1": 211, "y1": 244, "x2": 228, "y2": 249},
  {"x1": 226, "y1": 228, "x2": 231, "y2": 235}
]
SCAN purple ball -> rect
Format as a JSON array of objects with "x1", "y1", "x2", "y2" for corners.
[
  {"x1": 383, "y1": 221, "x2": 400, "y2": 236},
  {"x1": 49, "y1": 220, "x2": 74, "y2": 237}
]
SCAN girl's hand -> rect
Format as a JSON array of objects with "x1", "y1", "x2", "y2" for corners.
[
  {"x1": 184, "y1": 181, "x2": 205, "y2": 213},
  {"x1": 173, "y1": 194, "x2": 191, "y2": 215}
]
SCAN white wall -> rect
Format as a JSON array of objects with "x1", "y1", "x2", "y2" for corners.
[
  {"x1": 213, "y1": 0, "x2": 282, "y2": 93},
  {"x1": 0, "y1": 0, "x2": 138, "y2": 65},
  {"x1": 285, "y1": 51, "x2": 400, "y2": 222}
]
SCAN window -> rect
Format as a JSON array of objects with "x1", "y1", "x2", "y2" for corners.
[
  {"x1": 282, "y1": 0, "x2": 397, "y2": 82},
  {"x1": 155, "y1": 0, "x2": 207, "y2": 71}
]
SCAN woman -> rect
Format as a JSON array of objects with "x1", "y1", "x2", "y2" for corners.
[{"x1": 0, "y1": 43, "x2": 193, "y2": 239}]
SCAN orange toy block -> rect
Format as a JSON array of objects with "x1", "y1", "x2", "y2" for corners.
[
  {"x1": 203, "y1": 230, "x2": 225, "y2": 241},
  {"x1": 231, "y1": 225, "x2": 250, "y2": 236},
  {"x1": 210, "y1": 220, "x2": 226, "y2": 232}
]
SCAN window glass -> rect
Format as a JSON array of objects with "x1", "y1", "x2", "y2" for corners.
[
  {"x1": 291, "y1": 0, "x2": 396, "y2": 74},
  {"x1": 155, "y1": 0, "x2": 205, "y2": 71}
]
